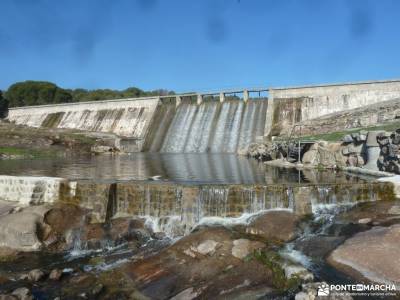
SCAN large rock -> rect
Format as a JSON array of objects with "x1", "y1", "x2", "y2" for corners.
[
  {"x1": 302, "y1": 144, "x2": 337, "y2": 168},
  {"x1": 318, "y1": 147, "x2": 337, "y2": 168},
  {"x1": 302, "y1": 149, "x2": 318, "y2": 165},
  {"x1": 328, "y1": 225, "x2": 400, "y2": 288},
  {"x1": 246, "y1": 211, "x2": 299, "y2": 242},
  {"x1": 346, "y1": 143, "x2": 364, "y2": 155},
  {"x1": 0, "y1": 206, "x2": 49, "y2": 251}
]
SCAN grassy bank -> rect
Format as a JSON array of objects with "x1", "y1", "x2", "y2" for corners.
[{"x1": 0, "y1": 146, "x2": 59, "y2": 158}]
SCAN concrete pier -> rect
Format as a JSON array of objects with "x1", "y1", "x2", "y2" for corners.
[
  {"x1": 197, "y1": 94, "x2": 203, "y2": 105},
  {"x1": 243, "y1": 90, "x2": 249, "y2": 102},
  {"x1": 219, "y1": 92, "x2": 225, "y2": 103},
  {"x1": 175, "y1": 95, "x2": 182, "y2": 107}
]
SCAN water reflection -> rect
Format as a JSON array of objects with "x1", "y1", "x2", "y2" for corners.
[{"x1": 0, "y1": 153, "x2": 364, "y2": 184}]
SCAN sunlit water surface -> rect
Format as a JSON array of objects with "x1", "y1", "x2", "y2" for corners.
[{"x1": 0, "y1": 153, "x2": 366, "y2": 184}]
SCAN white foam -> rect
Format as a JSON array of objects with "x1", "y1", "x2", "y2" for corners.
[
  {"x1": 280, "y1": 244, "x2": 313, "y2": 268},
  {"x1": 84, "y1": 258, "x2": 131, "y2": 272},
  {"x1": 196, "y1": 208, "x2": 293, "y2": 228}
]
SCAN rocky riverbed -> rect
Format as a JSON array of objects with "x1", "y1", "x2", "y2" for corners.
[{"x1": 0, "y1": 180, "x2": 400, "y2": 299}]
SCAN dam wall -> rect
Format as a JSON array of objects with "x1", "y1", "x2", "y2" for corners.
[
  {"x1": 266, "y1": 80, "x2": 400, "y2": 136},
  {"x1": 7, "y1": 79, "x2": 400, "y2": 151},
  {"x1": 8, "y1": 97, "x2": 160, "y2": 140}
]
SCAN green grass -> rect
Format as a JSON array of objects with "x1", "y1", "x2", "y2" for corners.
[
  {"x1": 292, "y1": 121, "x2": 400, "y2": 142},
  {"x1": 0, "y1": 147, "x2": 58, "y2": 158}
]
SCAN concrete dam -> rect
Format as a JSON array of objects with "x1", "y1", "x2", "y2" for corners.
[{"x1": 8, "y1": 79, "x2": 400, "y2": 153}]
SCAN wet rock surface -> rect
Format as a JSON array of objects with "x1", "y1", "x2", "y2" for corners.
[
  {"x1": 328, "y1": 224, "x2": 400, "y2": 288},
  {"x1": 245, "y1": 210, "x2": 300, "y2": 242}
]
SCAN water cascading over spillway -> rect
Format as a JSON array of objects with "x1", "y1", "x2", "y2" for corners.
[{"x1": 150, "y1": 99, "x2": 269, "y2": 153}]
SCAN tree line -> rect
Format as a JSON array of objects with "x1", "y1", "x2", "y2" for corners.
[{"x1": 0, "y1": 80, "x2": 174, "y2": 117}]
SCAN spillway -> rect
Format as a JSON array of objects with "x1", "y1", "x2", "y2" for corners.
[{"x1": 148, "y1": 99, "x2": 268, "y2": 153}]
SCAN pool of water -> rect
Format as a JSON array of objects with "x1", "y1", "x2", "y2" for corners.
[{"x1": 0, "y1": 153, "x2": 365, "y2": 184}]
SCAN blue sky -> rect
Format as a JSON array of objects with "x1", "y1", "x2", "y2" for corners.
[{"x1": 0, "y1": 0, "x2": 399, "y2": 93}]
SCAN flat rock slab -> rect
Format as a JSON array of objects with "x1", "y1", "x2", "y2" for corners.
[{"x1": 328, "y1": 224, "x2": 400, "y2": 288}]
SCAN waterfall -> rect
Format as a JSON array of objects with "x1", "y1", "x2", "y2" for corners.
[
  {"x1": 160, "y1": 103, "x2": 199, "y2": 152},
  {"x1": 197, "y1": 186, "x2": 230, "y2": 220},
  {"x1": 184, "y1": 102, "x2": 219, "y2": 152},
  {"x1": 144, "y1": 103, "x2": 176, "y2": 152},
  {"x1": 151, "y1": 99, "x2": 269, "y2": 153}
]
